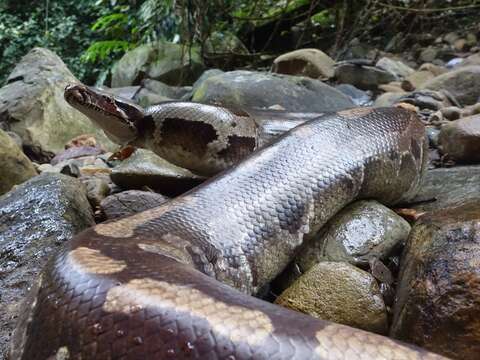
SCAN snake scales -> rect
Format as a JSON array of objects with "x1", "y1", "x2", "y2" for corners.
[{"x1": 10, "y1": 85, "x2": 447, "y2": 359}]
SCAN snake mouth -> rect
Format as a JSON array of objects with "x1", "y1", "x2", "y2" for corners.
[{"x1": 64, "y1": 84, "x2": 125, "y2": 120}]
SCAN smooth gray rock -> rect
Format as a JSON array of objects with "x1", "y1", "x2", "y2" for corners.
[
  {"x1": 0, "y1": 129, "x2": 37, "y2": 195},
  {"x1": 391, "y1": 201, "x2": 480, "y2": 359},
  {"x1": 438, "y1": 114, "x2": 480, "y2": 163},
  {"x1": 409, "y1": 165, "x2": 480, "y2": 212},
  {"x1": 422, "y1": 65, "x2": 480, "y2": 105},
  {"x1": 334, "y1": 63, "x2": 396, "y2": 90},
  {"x1": 0, "y1": 173, "x2": 94, "y2": 356},
  {"x1": 111, "y1": 41, "x2": 205, "y2": 87},
  {"x1": 376, "y1": 57, "x2": 414, "y2": 79},
  {"x1": 141, "y1": 79, "x2": 192, "y2": 100},
  {"x1": 110, "y1": 149, "x2": 204, "y2": 196},
  {"x1": 295, "y1": 200, "x2": 411, "y2": 270},
  {"x1": 100, "y1": 190, "x2": 169, "y2": 220},
  {"x1": 0, "y1": 48, "x2": 116, "y2": 159},
  {"x1": 192, "y1": 70, "x2": 354, "y2": 112},
  {"x1": 275, "y1": 261, "x2": 388, "y2": 334}
]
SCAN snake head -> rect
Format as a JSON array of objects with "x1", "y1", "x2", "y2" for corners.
[{"x1": 65, "y1": 84, "x2": 144, "y2": 144}]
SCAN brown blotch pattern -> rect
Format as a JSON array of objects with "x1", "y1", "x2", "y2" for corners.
[
  {"x1": 159, "y1": 118, "x2": 218, "y2": 156},
  {"x1": 103, "y1": 278, "x2": 273, "y2": 346},
  {"x1": 67, "y1": 247, "x2": 127, "y2": 274},
  {"x1": 217, "y1": 135, "x2": 256, "y2": 162}
]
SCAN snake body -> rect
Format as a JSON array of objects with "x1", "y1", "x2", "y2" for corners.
[{"x1": 10, "y1": 91, "x2": 446, "y2": 359}]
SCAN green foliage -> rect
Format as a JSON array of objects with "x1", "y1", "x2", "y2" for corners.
[{"x1": 0, "y1": 0, "x2": 108, "y2": 84}]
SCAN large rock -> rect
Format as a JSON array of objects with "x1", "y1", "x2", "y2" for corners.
[
  {"x1": 275, "y1": 261, "x2": 388, "y2": 334},
  {"x1": 192, "y1": 70, "x2": 354, "y2": 112},
  {"x1": 376, "y1": 57, "x2": 414, "y2": 79},
  {"x1": 438, "y1": 114, "x2": 480, "y2": 163},
  {"x1": 422, "y1": 65, "x2": 480, "y2": 105},
  {"x1": 0, "y1": 129, "x2": 37, "y2": 195},
  {"x1": 0, "y1": 48, "x2": 116, "y2": 160},
  {"x1": 110, "y1": 149, "x2": 204, "y2": 196},
  {"x1": 111, "y1": 41, "x2": 205, "y2": 87},
  {"x1": 401, "y1": 70, "x2": 435, "y2": 91},
  {"x1": 410, "y1": 165, "x2": 480, "y2": 212},
  {"x1": 0, "y1": 173, "x2": 94, "y2": 357},
  {"x1": 334, "y1": 62, "x2": 397, "y2": 90},
  {"x1": 391, "y1": 201, "x2": 480, "y2": 359},
  {"x1": 272, "y1": 48, "x2": 335, "y2": 80},
  {"x1": 295, "y1": 200, "x2": 411, "y2": 269}
]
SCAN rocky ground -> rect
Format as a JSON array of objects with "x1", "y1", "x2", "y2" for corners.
[{"x1": 2, "y1": 30, "x2": 480, "y2": 359}]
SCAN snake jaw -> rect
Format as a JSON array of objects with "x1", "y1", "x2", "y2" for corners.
[{"x1": 64, "y1": 84, "x2": 143, "y2": 144}]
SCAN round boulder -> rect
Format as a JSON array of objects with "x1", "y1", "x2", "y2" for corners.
[
  {"x1": 439, "y1": 114, "x2": 480, "y2": 162},
  {"x1": 192, "y1": 70, "x2": 354, "y2": 112},
  {"x1": 272, "y1": 48, "x2": 335, "y2": 80},
  {"x1": 275, "y1": 261, "x2": 388, "y2": 334},
  {"x1": 391, "y1": 201, "x2": 480, "y2": 359}
]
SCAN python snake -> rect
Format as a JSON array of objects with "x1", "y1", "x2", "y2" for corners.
[{"x1": 10, "y1": 85, "x2": 447, "y2": 359}]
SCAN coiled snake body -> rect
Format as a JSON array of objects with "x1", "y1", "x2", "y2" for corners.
[{"x1": 10, "y1": 86, "x2": 446, "y2": 359}]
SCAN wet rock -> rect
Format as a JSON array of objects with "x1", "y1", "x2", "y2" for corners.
[
  {"x1": 272, "y1": 48, "x2": 335, "y2": 80},
  {"x1": 110, "y1": 149, "x2": 204, "y2": 196},
  {"x1": 275, "y1": 261, "x2": 388, "y2": 334},
  {"x1": 192, "y1": 70, "x2": 354, "y2": 112},
  {"x1": 0, "y1": 129, "x2": 37, "y2": 195},
  {"x1": 111, "y1": 41, "x2": 205, "y2": 87},
  {"x1": 50, "y1": 146, "x2": 104, "y2": 166},
  {"x1": 422, "y1": 65, "x2": 480, "y2": 105},
  {"x1": 0, "y1": 48, "x2": 116, "y2": 159},
  {"x1": 334, "y1": 84, "x2": 372, "y2": 106},
  {"x1": 391, "y1": 201, "x2": 480, "y2": 359},
  {"x1": 295, "y1": 200, "x2": 411, "y2": 270},
  {"x1": 376, "y1": 57, "x2": 414, "y2": 79},
  {"x1": 425, "y1": 126, "x2": 440, "y2": 147},
  {"x1": 100, "y1": 190, "x2": 169, "y2": 220},
  {"x1": 334, "y1": 62, "x2": 396, "y2": 90},
  {"x1": 438, "y1": 114, "x2": 480, "y2": 162},
  {"x1": 0, "y1": 173, "x2": 94, "y2": 356},
  {"x1": 409, "y1": 165, "x2": 480, "y2": 212}
]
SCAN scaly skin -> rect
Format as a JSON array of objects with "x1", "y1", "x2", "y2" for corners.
[{"x1": 11, "y1": 107, "x2": 448, "y2": 359}]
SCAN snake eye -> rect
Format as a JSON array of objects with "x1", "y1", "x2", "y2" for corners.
[{"x1": 103, "y1": 95, "x2": 114, "y2": 104}]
